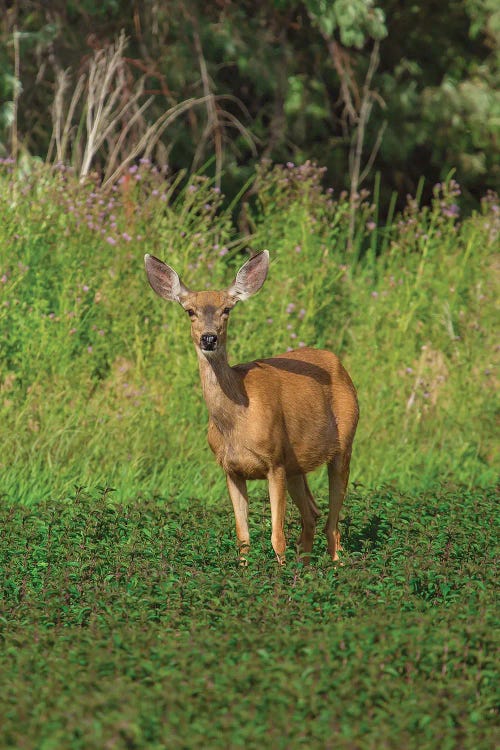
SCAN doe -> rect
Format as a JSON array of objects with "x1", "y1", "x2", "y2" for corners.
[{"x1": 144, "y1": 250, "x2": 358, "y2": 565}]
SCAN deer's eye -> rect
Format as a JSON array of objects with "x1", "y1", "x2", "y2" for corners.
[
  {"x1": 186, "y1": 309, "x2": 196, "y2": 317},
  {"x1": 222, "y1": 307, "x2": 231, "y2": 316}
]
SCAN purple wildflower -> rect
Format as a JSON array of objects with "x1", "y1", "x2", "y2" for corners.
[{"x1": 442, "y1": 204, "x2": 460, "y2": 218}]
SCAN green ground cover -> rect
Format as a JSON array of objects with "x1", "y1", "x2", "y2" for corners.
[{"x1": 1, "y1": 487, "x2": 498, "y2": 749}]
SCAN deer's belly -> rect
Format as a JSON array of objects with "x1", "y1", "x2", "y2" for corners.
[{"x1": 207, "y1": 420, "x2": 337, "y2": 479}]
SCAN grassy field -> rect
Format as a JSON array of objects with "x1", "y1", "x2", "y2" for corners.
[
  {"x1": 1, "y1": 486, "x2": 498, "y2": 749},
  {"x1": 0, "y1": 161, "x2": 498, "y2": 747},
  {"x1": 0, "y1": 162, "x2": 498, "y2": 502}
]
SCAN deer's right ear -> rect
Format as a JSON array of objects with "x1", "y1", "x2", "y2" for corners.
[{"x1": 144, "y1": 254, "x2": 189, "y2": 302}]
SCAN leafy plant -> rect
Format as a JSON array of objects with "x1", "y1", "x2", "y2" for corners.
[{"x1": 0, "y1": 486, "x2": 497, "y2": 748}]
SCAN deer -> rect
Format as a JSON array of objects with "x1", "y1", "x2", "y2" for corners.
[{"x1": 144, "y1": 250, "x2": 359, "y2": 565}]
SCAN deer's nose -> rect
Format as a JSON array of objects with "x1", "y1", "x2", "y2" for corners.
[{"x1": 200, "y1": 333, "x2": 218, "y2": 351}]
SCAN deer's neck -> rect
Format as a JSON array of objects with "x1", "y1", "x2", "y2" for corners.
[{"x1": 197, "y1": 349, "x2": 248, "y2": 432}]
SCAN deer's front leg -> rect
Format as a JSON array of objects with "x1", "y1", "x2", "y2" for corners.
[
  {"x1": 268, "y1": 466, "x2": 287, "y2": 565},
  {"x1": 226, "y1": 473, "x2": 250, "y2": 565}
]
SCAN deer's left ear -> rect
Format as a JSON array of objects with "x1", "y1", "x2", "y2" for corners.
[
  {"x1": 144, "y1": 254, "x2": 190, "y2": 302},
  {"x1": 228, "y1": 250, "x2": 269, "y2": 301}
]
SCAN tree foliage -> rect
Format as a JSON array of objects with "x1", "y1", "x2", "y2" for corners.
[{"x1": 1, "y1": 0, "x2": 498, "y2": 205}]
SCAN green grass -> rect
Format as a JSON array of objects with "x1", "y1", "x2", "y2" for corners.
[
  {"x1": 1, "y1": 487, "x2": 498, "y2": 749},
  {"x1": 0, "y1": 163, "x2": 498, "y2": 502}
]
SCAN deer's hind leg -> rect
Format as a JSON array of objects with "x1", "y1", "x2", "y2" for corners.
[
  {"x1": 287, "y1": 474, "x2": 320, "y2": 561},
  {"x1": 325, "y1": 452, "x2": 351, "y2": 562}
]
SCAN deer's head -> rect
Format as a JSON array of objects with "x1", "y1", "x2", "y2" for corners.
[{"x1": 144, "y1": 250, "x2": 269, "y2": 357}]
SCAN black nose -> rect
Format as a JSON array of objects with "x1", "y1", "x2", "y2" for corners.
[{"x1": 200, "y1": 333, "x2": 218, "y2": 351}]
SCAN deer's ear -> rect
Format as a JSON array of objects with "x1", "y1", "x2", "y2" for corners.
[
  {"x1": 228, "y1": 250, "x2": 269, "y2": 301},
  {"x1": 144, "y1": 254, "x2": 189, "y2": 302}
]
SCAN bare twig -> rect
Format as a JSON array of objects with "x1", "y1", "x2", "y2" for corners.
[
  {"x1": 49, "y1": 68, "x2": 86, "y2": 164},
  {"x1": 321, "y1": 31, "x2": 386, "y2": 251},
  {"x1": 325, "y1": 38, "x2": 359, "y2": 126},
  {"x1": 345, "y1": 41, "x2": 385, "y2": 251},
  {"x1": 192, "y1": 29, "x2": 223, "y2": 187},
  {"x1": 11, "y1": 26, "x2": 20, "y2": 162},
  {"x1": 359, "y1": 120, "x2": 387, "y2": 185}
]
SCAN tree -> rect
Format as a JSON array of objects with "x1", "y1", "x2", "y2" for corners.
[{"x1": 1, "y1": 0, "x2": 497, "y2": 205}]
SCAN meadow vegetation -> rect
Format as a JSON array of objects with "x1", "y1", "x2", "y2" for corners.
[
  {"x1": 0, "y1": 160, "x2": 498, "y2": 502},
  {"x1": 0, "y1": 161, "x2": 498, "y2": 747},
  {"x1": 1, "y1": 486, "x2": 498, "y2": 748}
]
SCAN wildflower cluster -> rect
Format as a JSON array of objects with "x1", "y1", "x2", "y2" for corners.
[
  {"x1": 388, "y1": 178, "x2": 467, "y2": 255},
  {"x1": 254, "y1": 160, "x2": 336, "y2": 218},
  {"x1": 433, "y1": 178, "x2": 461, "y2": 220},
  {"x1": 0, "y1": 159, "x2": 239, "y2": 290}
]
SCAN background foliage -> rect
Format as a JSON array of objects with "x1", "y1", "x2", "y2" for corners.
[{"x1": 1, "y1": 0, "x2": 499, "y2": 207}]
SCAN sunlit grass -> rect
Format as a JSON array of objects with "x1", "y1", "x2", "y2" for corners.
[{"x1": 0, "y1": 161, "x2": 498, "y2": 503}]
